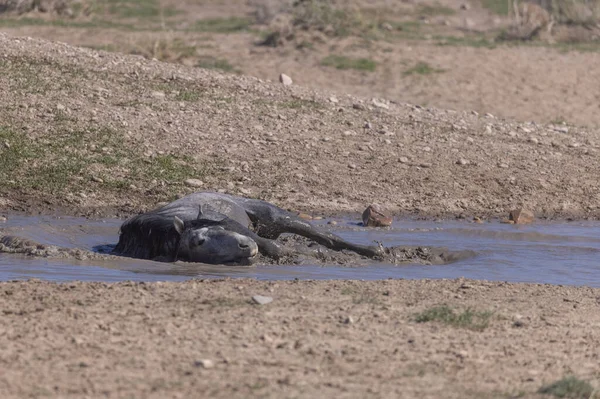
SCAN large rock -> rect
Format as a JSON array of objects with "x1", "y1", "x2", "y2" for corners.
[
  {"x1": 509, "y1": 208, "x2": 535, "y2": 224},
  {"x1": 362, "y1": 204, "x2": 393, "y2": 227}
]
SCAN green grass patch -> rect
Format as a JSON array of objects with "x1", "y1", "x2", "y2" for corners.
[
  {"x1": 106, "y1": 0, "x2": 179, "y2": 20},
  {"x1": 175, "y1": 90, "x2": 202, "y2": 102},
  {"x1": 436, "y1": 35, "x2": 497, "y2": 48},
  {"x1": 321, "y1": 55, "x2": 376, "y2": 71},
  {"x1": 538, "y1": 376, "x2": 595, "y2": 398},
  {"x1": 417, "y1": 4, "x2": 456, "y2": 16},
  {"x1": 192, "y1": 17, "x2": 252, "y2": 33},
  {"x1": 480, "y1": 0, "x2": 510, "y2": 16},
  {"x1": 0, "y1": 16, "x2": 132, "y2": 30},
  {"x1": 195, "y1": 56, "x2": 237, "y2": 73},
  {"x1": 403, "y1": 61, "x2": 445, "y2": 76},
  {"x1": 414, "y1": 305, "x2": 493, "y2": 331},
  {"x1": 0, "y1": 126, "x2": 223, "y2": 197}
]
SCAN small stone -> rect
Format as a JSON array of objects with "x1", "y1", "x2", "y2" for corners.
[
  {"x1": 184, "y1": 179, "x2": 204, "y2": 188},
  {"x1": 194, "y1": 359, "x2": 214, "y2": 369},
  {"x1": 342, "y1": 130, "x2": 356, "y2": 137},
  {"x1": 553, "y1": 126, "x2": 569, "y2": 134},
  {"x1": 498, "y1": 163, "x2": 509, "y2": 169},
  {"x1": 362, "y1": 204, "x2": 393, "y2": 227},
  {"x1": 343, "y1": 316, "x2": 354, "y2": 324},
  {"x1": 353, "y1": 103, "x2": 366, "y2": 111},
  {"x1": 372, "y1": 98, "x2": 389, "y2": 109},
  {"x1": 382, "y1": 22, "x2": 393, "y2": 31},
  {"x1": 298, "y1": 213, "x2": 313, "y2": 220},
  {"x1": 327, "y1": 220, "x2": 338, "y2": 225},
  {"x1": 0, "y1": 216, "x2": 6, "y2": 223},
  {"x1": 456, "y1": 158, "x2": 469, "y2": 165},
  {"x1": 423, "y1": 146, "x2": 431, "y2": 152},
  {"x1": 460, "y1": 3, "x2": 470, "y2": 10},
  {"x1": 399, "y1": 157, "x2": 409, "y2": 164},
  {"x1": 252, "y1": 295, "x2": 273, "y2": 305},
  {"x1": 485, "y1": 113, "x2": 494, "y2": 118},
  {"x1": 419, "y1": 163, "x2": 432, "y2": 168},
  {"x1": 91, "y1": 176, "x2": 104, "y2": 183},
  {"x1": 3, "y1": 141, "x2": 9, "y2": 148},
  {"x1": 348, "y1": 163, "x2": 357, "y2": 169},
  {"x1": 150, "y1": 91, "x2": 165, "y2": 99},
  {"x1": 509, "y1": 208, "x2": 535, "y2": 224},
  {"x1": 364, "y1": 121, "x2": 372, "y2": 129},
  {"x1": 329, "y1": 96, "x2": 339, "y2": 103},
  {"x1": 279, "y1": 73, "x2": 293, "y2": 86},
  {"x1": 528, "y1": 137, "x2": 539, "y2": 144}
]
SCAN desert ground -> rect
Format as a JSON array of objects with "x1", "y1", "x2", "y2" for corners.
[{"x1": 1, "y1": 0, "x2": 600, "y2": 397}]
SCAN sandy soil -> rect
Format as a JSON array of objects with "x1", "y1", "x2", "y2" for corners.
[{"x1": 0, "y1": 278, "x2": 599, "y2": 399}]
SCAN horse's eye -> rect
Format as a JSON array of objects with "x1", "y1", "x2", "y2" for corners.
[{"x1": 193, "y1": 237, "x2": 206, "y2": 246}]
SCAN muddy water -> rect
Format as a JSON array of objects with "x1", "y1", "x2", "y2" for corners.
[{"x1": 1, "y1": 215, "x2": 600, "y2": 286}]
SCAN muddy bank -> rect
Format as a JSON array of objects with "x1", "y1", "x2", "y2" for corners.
[
  {"x1": 1, "y1": 33, "x2": 600, "y2": 222},
  {"x1": 0, "y1": 278, "x2": 598, "y2": 399}
]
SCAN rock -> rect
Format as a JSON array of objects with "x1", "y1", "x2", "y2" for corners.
[
  {"x1": 372, "y1": 99, "x2": 389, "y2": 110},
  {"x1": 364, "y1": 121, "x2": 372, "y2": 129},
  {"x1": 252, "y1": 295, "x2": 273, "y2": 305},
  {"x1": 150, "y1": 91, "x2": 165, "y2": 99},
  {"x1": 528, "y1": 137, "x2": 539, "y2": 144},
  {"x1": 329, "y1": 96, "x2": 339, "y2": 103},
  {"x1": 362, "y1": 204, "x2": 393, "y2": 227},
  {"x1": 91, "y1": 176, "x2": 104, "y2": 183},
  {"x1": 184, "y1": 178, "x2": 204, "y2": 188},
  {"x1": 327, "y1": 220, "x2": 338, "y2": 225},
  {"x1": 342, "y1": 130, "x2": 356, "y2": 137},
  {"x1": 399, "y1": 156, "x2": 409, "y2": 164},
  {"x1": 456, "y1": 158, "x2": 469, "y2": 165},
  {"x1": 509, "y1": 208, "x2": 535, "y2": 224},
  {"x1": 0, "y1": 216, "x2": 6, "y2": 223},
  {"x1": 279, "y1": 73, "x2": 293, "y2": 86},
  {"x1": 194, "y1": 359, "x2": 214, "y2": 369},
  {"x1": 343, "y1": 316, "x2": 354, "y2": 324},
  {"x1": 353, "y1": 103, "x2": 366, "y2": 111},
  {"x1": 498, "y1": 163, "x2": 509, "y2": 169},
  {"x1": 553, "y1": 126, "x2": 569, "y2": 134},
  {"x1": 298, "y1": 213, "x2": 313, "y2": 220}
]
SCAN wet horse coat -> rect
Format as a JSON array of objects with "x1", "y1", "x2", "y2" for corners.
[{"x1": 114, "y1": 192, "x2": 384, "y2": 264}]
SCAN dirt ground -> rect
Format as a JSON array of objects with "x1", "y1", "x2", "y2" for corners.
[
  {"x1": 1, "y1": 1, "x2": 600, "y2": 397},
  {"x1": 1, "y1": 278, "x2": 599, "y2": 399}
]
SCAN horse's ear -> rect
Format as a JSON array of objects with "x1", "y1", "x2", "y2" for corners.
[
  {"x1": 197, "y1": 205, "x2": 203, "y2": 220},
  {"x1": 173, "y1": 216, "x2": 185, "y2": 235}
]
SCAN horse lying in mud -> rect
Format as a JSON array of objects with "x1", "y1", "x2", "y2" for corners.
[{"x1": 114, "y1": 192, "x2": 385, "y2": 265}]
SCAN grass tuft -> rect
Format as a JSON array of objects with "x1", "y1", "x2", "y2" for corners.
[
  {"x1": 321, "y1": 55, "x2": 377, "y2": 71},
  {"x1": 538, "y1": 376, "x2": 595, "y2": 398},
  {"x1": 192, "y1": 17, "x2": 252, "y2": 33},
  {"x1": 414, "y1": 305, "x2": 493, "y2": 331},
  {"x1": 403, "y1": 61, "x2": 445, "y2": 76}
]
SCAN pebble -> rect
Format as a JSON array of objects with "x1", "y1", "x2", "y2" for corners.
[
  {"x1": 372, "y1": 98, "x2": 389, "y2": 109},
  {"x1": 456, "y1": 158, "x2": 469, "y2": 165},
  {"x1": 184, "y1": 179, "x2": 204, "y2": 188},
  {"x1": 342, "y1": 130, "x2": 356, "y2": 137},
  {"x1": 91, "y1": 176, "x2": 104, "y2": 183},
  {"x1": 150, "y1": 91, "x2": 165, "y2": 99},
  {"x1": 419, "y1": 163, "x2": 432, "y2": 168},
  {"x1": 423, "y1": 146, "x2": 431, "y2": 152},
  {"x1": 498, "y1": 163, "x2": 509, "y2": 169},
  {"x1": 279, "y1": 73, "x2": 293, "y2": 86},
  {"x1": 252, "y1": 295, "x2": 273, "y2": 305},
  {"x1": 399, "y1": 156, "x2": 409, "y2": 164},
  {"x1": 528, "y1": 137, "x2": 539, "y2": 144},
  {"x1": 3, "y1": 141, "x2": 9, "y2": 148},
  {"x1": 328, "y1": 220, "x2": 338, "y2": 225},
  {"x1": 353, "y1": 103, "x2": 366, "y2": 111},
  {"x1": 194, "y1": 359, "x2": 214, "y2": 369},
  {"x1": 0, "y1": 216, "x2": 6, "y2": 223},
  {"x1": 364, "y1": 121, "x2": 372, "y2": 129},
  {"x1": 329, "y1": 96, "x2": 339, "y2": 103},
  {"x1": 553, "y1": 126, "x2": 569, "y2": 134},
  {"x1": 343, "y1": 316, "x2": 354, "y2": 324}
]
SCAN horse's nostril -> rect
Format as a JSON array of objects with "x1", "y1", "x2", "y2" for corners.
[{"x1": 239, "y1": 242, "x2": 250, "y2": 249}]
